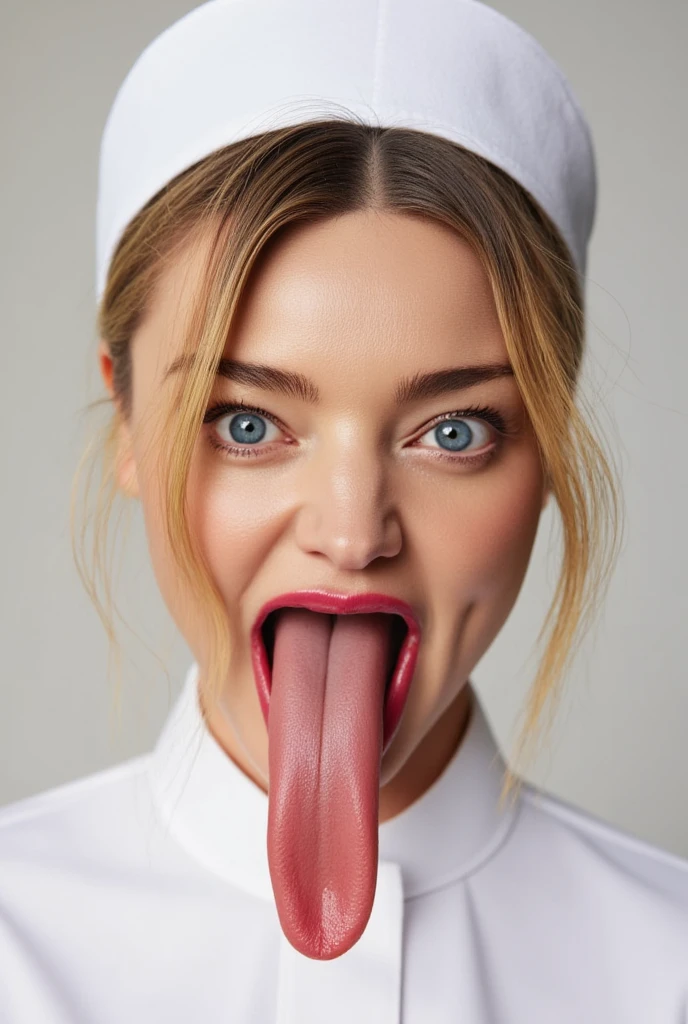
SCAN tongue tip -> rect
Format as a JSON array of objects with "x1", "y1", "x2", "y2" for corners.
[
  {"x1": 289, "y1": 924, "x2": 369, "y2": 961},
  {"x1": 268, "y1": 831, "x2": 380, "y2": 961},
  {"x1": 275, "y1": 889, "x2": 376, "y2": 961}
]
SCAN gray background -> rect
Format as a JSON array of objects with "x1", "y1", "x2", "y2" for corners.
[{"x1": 2, "y1": 1, "x2": 687, "y2": 857}]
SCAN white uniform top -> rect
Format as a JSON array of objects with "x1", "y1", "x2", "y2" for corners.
[{"x1": 1, "y1": 661, "x2": 687, "y2": 1023}]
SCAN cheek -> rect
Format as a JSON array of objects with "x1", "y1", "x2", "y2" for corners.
[
  {"x1": 476, "y1": 452, "x2": 545, "y2": 598},
  {"x1": 185, "y1": 447, "x2": 288, "y2": 612},
  {"x1": 134, "y1": 425, "x2": 288, "y2": 642},
  {"x1": 134, "y1": 453, "x2": 204, "y2": 644},
  {"x1": 131, "y1": 433, "x2": 269, "y2": 650},
  {"x1": 417, "y1": 447, "x2": 545, "y2": 606}
]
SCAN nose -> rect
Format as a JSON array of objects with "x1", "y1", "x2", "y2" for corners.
[{"x1": 294, "y1": 445, "x2": 403, "y2": 571}]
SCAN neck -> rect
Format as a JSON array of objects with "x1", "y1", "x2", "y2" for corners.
[
  {"x1": 201, "y1": 680, "x2": 474, "y2": 825},
  {"x1": 378, "y1": 684, "x2": 473, "y2": 822}
]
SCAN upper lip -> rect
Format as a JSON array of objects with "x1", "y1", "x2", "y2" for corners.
[{"x1": 252, "y1": 588, "x2": 421, "y2": 636}]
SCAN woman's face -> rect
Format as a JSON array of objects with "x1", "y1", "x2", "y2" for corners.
[{"x1": 100, "y1": 210, "x2": 548, "y2": 820}]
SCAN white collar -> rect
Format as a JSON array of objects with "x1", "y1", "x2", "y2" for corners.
[{"x1": 147, "y1": 662, "x2": 519, "y2": 902}]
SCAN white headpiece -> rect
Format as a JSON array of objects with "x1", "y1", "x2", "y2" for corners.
[{"x1": 95, "y1": 0, "x2": 596, "y2": 301}]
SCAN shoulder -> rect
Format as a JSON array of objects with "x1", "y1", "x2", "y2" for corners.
[
  {"x1": 518, "y1": 781, "x2": 688, "y2": 918},
  {"x1": 0, "y1": 755, "x2": 151, "y2": 826},
  {"x1": 0, "y1": 755, "x2": 153, "y2": 861}
]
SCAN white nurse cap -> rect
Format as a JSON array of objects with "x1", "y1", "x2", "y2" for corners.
[{"x1": 95, "y1": 0, "x2": 597, "y2": 302}]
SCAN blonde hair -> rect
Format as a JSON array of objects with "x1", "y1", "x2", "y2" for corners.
[{"x1": 72, "y1": 118, "x2": 623, "y2": 808}]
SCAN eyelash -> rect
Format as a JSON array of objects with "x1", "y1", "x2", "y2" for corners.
[{"x1": 202, "y1": 399, "x2": 516, "y2": 467}]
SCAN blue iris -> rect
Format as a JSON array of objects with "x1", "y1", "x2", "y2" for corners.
[
  {"x1": 435, "y1": 420, "x2": 472, "y2": 451},
  {"x1": 229, "y1": 413, "x2": 267, "y2": 444}
]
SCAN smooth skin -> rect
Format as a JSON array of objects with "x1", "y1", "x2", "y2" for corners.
[{"x1": 99, "y1": 209, "x2": 549, "y2": 823}]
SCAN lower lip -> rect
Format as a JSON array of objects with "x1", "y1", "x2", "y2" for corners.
[{"x1": 250, "y1": 591, "x2": 421, "y2": 751}]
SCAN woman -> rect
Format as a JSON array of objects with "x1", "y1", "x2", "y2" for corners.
[{"x1": 1, "y1": 0, "x2": 687, "y2": 1020}]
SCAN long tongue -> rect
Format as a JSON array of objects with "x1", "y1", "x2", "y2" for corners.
[{"x1": 266, "y1": 609, "x2": 393, "y2": 960}]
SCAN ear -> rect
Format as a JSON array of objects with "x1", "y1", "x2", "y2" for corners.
[{"x1": 98, "y1": 340, "x2": 140, "y2": 500}]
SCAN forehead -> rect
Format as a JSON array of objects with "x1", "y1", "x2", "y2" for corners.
[{"x1": 139, "y1": 209, "x2": 508, "y2": 386}]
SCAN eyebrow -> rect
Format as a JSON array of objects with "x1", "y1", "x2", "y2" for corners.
[{"x1": 163, "y1": 355, "x2": 514, "y2": 405}]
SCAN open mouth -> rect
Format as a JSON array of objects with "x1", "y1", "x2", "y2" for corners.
[
  {"x1": 260, "y1": 608, "x2": 409, "y2": 698},
  {"x1": 251, "y1": 591, "x2": 421, "y2": 750}
]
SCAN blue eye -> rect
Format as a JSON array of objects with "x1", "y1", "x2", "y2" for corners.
[
  {"x1": 203, "y1": 400, "x2": 509, "y2": 463},
  {"x1": 418, "y1": 416, "x2": 491, "y2": 453},
  {"x1": 228, "y1": 411, "x2": 269, "y2": 445},
  {"x1": 203, "y1": 402, "x2": 283, "y2": 456}
]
